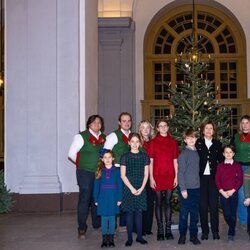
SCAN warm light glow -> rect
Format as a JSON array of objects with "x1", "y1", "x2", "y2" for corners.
[{"x1": 98, "y1": 0, "x2": 133, "y2": 17}]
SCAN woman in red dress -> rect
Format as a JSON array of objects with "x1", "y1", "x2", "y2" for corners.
[{"x1": 148, "y1": 119, "x2": 179, "y2": 241}]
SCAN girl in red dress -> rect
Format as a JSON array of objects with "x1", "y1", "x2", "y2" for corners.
[{"x1": 148, "y1": 119, "x2": 179, "y2": 241}]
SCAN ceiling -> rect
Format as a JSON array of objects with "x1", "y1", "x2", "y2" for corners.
[{"x1": 98, "y1": 0, "x2": 134, "y2": 17}]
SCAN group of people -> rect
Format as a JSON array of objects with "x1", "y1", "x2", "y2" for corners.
[{"x1": 68, "y1": 112, "x2": 250, "y2": 247}]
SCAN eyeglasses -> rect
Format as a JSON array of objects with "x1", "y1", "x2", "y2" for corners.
[{"x1": 158, "y1": 125, "x2": 168, "y2": 128}]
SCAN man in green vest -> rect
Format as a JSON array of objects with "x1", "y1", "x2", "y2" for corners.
[
  {"x1": 104, "y1": 112, "x2": 132, "y2": 231},
  {"x1": 68, "y1": 115, "x2": 106, "y2": 239}
]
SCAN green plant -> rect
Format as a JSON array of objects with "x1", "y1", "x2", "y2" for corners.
[{"x1": 0, "y1": 170, "x2": 13, "y2": 213}]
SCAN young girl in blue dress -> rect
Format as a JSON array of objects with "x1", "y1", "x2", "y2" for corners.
[
  {"x1": 93, "y1": 150, "x2": 123, "y2": 248},
  {"x1": 120, "y1": 133, "x2": 150, "y2": 247}
]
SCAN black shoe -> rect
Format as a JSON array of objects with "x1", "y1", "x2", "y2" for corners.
[
  {"x1": 228, "y1": 235, "x2": 234, "y2": 241},
  {"x1": 125, "y1": 240, "x2": 133, "y2": 247},
  {"x1": 213, "y1": 233, "x2": 220, "y2": 240},
  {"x1": 145, "y1": 231, "x2": 153, "y2": 235},
  {"x1": 157, "y1": 233, "x2": 164, "y2": 241},
  {"x1": 201, "y1": 233, "x2": 208, "y2": 240},
  {"x1": 190, "y1": 236, "x2": 201, "y2": 245},
  {"x1": 101, "y1": 235, "x2": 108, "y2": 248},
  {"x1": 165, "y1": 232, "x2": 174, "y2": 240},
  {"x1": 136, "y1": 238, "x2": 148, "y2": 244},
  {"x1": 108, "y1": 234, "x2": 115, "y2": 247},
  {"x1": 178, "y1": 235, "x2": 186, "y2": 244}
]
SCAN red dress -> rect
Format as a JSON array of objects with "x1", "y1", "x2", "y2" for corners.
[{"x1": 147, "y1": 134, "x2": 179, "y2": 191}]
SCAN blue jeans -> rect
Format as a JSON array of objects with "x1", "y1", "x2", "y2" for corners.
[
  {"x1": 178, "y1": 188, "x2": 200, "y2": 237},
  {"x1": 76, "y1": 169, "x2": 100, "y2": 232},
  {"x1": 101, "y1": 216, "x2": 115, "y2": 235},
  {"x1": 220, "y1": 192, "x2": 238, "y2": 236},
  {"x1": 238, "y1": 165, "x2": 248, "y2": 225}
]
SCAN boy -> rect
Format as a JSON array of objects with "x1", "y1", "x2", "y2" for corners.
[{"x1": 177, "y1": 128, "x2": 201, "y2": 245}]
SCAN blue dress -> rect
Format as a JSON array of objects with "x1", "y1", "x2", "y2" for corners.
[{"x1": 93, "y1": 166, "x2": 123, "y2": 216}]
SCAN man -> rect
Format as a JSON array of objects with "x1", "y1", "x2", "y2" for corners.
[{"x1": 68, "y1": 115, "x2": 106, "y2": 239}]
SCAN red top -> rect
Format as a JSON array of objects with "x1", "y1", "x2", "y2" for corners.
[
  {"x1": 147, "y1": 134, "x2": 179, "y2": 191},
  {"x1": 215, "y1": 161, "x2": 243, "y2": 191}
]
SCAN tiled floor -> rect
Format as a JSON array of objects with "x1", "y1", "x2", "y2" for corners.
[{"x1": 0, "y1": 212, "x2": 249, "y2": 250}]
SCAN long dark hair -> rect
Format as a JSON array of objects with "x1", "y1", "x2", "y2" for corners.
[{"x1": 86, "y1": 114, "x2": 104, "y2": 132}]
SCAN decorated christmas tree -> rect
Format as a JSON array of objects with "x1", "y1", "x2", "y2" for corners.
[{"x1": 168, "y1": 54, "x2": 231, "y2": 147}]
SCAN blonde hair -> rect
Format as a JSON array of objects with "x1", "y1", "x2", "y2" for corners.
[{"x1": 138, "y1": 120, "x2": 155, "y2": 144}]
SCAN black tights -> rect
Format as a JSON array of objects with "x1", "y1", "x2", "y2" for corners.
[{"x1": 155, "y1": 190, "x2": 173, "y2": 224}]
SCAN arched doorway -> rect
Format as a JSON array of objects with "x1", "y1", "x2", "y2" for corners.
[{"x1": 142, "y1": 2, "x2": 250, "y2": 134}]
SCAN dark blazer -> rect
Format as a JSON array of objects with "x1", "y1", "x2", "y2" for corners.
[{"x1": 196, "y1": 138, "x2": 224, "y2": 177}]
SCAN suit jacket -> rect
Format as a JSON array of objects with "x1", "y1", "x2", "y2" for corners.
[{"x1": 196, "y1": 138, "x2": 224, "y2": 177}]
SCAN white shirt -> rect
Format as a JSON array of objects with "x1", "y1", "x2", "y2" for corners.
[
  {"x1": 203, "y1": 138, "x2": 212, "y2": 175},
  {"x1": 68, "y1": 129, "x2": 101, "y2": 163},
  {"x1": 103, "y1": 129, "x2": 130, "y2": 166},
  {"x1": 104, "y1": 129, "x2": 130, "y2": 150}
]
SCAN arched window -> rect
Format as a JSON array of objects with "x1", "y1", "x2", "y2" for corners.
[{"x1": 142, "y1": 3, "x2": 250, "y2": 133}]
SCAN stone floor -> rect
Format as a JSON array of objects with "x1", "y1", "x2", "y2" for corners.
[{"x1": 0, "y1": 211, "x2": 249, "y2": 250}]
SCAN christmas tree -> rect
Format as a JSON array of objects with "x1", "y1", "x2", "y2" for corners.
[{"x1": 168, "y1": 53, "x2": 231, "y2": 147}]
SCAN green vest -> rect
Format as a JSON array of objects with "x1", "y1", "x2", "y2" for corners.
[
  {"x1": 112, "y1": 130, "x2": 130, "y2": 164},
  {"x1": 234, "y1": 133, "x2": 250, "y2": 164},
  {"x1": 77, "y1": 130, "x2": 106, "y2": 172}
]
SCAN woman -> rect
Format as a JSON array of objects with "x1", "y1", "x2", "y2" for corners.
[
  {"x1": 138, "y1": 120, "x2": 155, "y2": 235},
  {"x1": 148, "y1": 119, "x2": 179, "y2": 240},
  {"x1": 68, "y1": 115, "x2": 106, "y2": 239},
  {"x1": 231, "y1": 115, "x2": 250, "y2": 225},
  {"x1": 196, "y1": 120, "x2": 224, "y2": 240}
]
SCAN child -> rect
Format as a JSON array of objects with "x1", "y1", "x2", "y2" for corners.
[
  {"x1": 177, "y1": 129, "x2": 201, "y2": 245},
  {"x1": 215, "y1": 145, "x2": 243, "y2": 241},
  {"x1": 120, "y1": 133, "x2": 150, "y2": 247},
  {"x1": 243, "y1": 166, "x2": 250, "y2": 239},
  {"x1": 93, "y1": 150, "x2": 123, "y2": 248},
  {"x1": 148, "y1": 119, "x2": 179, "y2": 240}
]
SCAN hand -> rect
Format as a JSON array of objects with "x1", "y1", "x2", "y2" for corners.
[
  {"x1": 181, "y1": 190, "x2": 188, "y2": 199},
  {"x1": 226, "y1": 189, "x2": 235, "y2": 197},
  {"x1": 131, "y1": 187, "x2": 137, "y2": 195},
  {"x1": 95, "y1": 202, "x2": 98, "y2": 206},
  {"x1": 244, "y1": 198, "x2": 250, "y2": 206},
  {"x1": 117, "y1": 201, "x2": 122, "y2": 206},
  {"x1": 173, "y1": 177, "x2": 178, "y2": 188},
  {"x1": 150, "y1": 177, "x2": 156, "y2": 189},
  {"x1": 220, "y1": 190, "x2": 229, "y2": 199},
  {"x1": 135, "y1": 187, "x2": 143, "y2": 196}
]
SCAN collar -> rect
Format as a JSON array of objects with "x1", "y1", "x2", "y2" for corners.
[
  {"x1": 89, "y1": 129, "x2": 101, "y2": 139},
  {"x1": 121, "y1": 128, "x2": 130, "y2": 137},
  {"x1": 224, "y1": 160, "x2": 234, "y2": 165}
]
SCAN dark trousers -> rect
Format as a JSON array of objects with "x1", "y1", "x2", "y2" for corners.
[
  {"x1": 220, "y1": 192, "x2": 238, "y2": 236},
  {"x1": 200, "y1": 175, "x2": 219, "y2": 235},
  {"x1": 76, "y1": 169, "x2": 100, "y2": 231},
  {"x1": 179, "y1": 188, "x2": 200, "y2": 237},
  {"x1": 142, "y1": 182, "x2": 155, "y2": 233},
  {"x1": 126, "y1": 209, "x2": 143, "y2": 242}
]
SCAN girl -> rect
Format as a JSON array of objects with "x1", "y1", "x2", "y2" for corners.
[
  {"x1": 120, "y1": 133, "x2": 150, "y2": 247},
  {"x1": 138, "y1": 120, "x2": 155, "y2": 235},
  {"x1": 147, "y1": 119, "x2": 179, "y2": 241},
  {"x1": 93, "y1": 150, "x2": 123, "y2": 248},
  {"x1": 196, "y1": 120, "x2": 224, "y2": 240},
  {"x1": 215, "y1": 145, "x2": 243, "y2": 241}
]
